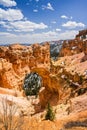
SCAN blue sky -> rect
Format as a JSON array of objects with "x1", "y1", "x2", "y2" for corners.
[{"x1": 0, "y1": 0, "x2": 87, "y2": 44}]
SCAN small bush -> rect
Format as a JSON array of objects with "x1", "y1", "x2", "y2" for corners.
[
  {"x1": 79, "y1": 75, "x2": 83, "y2": 84},
  {"x1": 77, "y1": 88, "x2": 87, "y2": 96},
  {"x1": 45, "y1": 103, "x2": 55, "y2": 121}
]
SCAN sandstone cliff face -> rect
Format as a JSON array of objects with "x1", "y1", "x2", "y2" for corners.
[
  {"x1": 0, "y1": 43, "x2": 50, "y2": 91},
  {"x1": 0, "y1": 58, "x2": 20, "y2": 89},
  {"x1": 59, "y1": 30, "x2": 87, "y2": 57},
  {"x1": 59, "y1": 39, "x2": 87, "y2": 57}
]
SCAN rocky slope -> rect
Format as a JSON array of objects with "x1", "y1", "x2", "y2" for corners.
[{"x1": 0, "y1": 92, "x2": 87, "y2": 130}]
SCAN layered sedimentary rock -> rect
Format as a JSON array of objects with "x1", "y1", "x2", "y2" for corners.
[
  {"x1": 0, "y1": 42, "x2": 71, "y2": 107},
  {"x1": 59, "y1": 29, "x2": 87, "y2": 57},
  {"x1": 0, "y1": 43, "x2": 50, "y2": 91},
  {"x1": 59, "y1": 39, "x2": 87, "y2": 57},
  {"x1": 0, "y1": 43, "x2": 60, "y2": 105},
  {"x1": 76, "y1": 29, "x2": 87, "y2": 40},
  {"x1": 0, "y1": 58, "x2": 20, "y2": 89}
]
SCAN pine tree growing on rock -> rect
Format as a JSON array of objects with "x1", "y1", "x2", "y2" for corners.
[
  {"x1": 23, "y1": 72, "x2": 42, "y2": 97},
  {"x1": 45, "y1": 103, "x2": 55, "y2": 121}
]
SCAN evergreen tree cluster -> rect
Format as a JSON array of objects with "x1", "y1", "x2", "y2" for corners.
[{"x1": 23, "y1": 72, "x2": 42, "y2": 96}]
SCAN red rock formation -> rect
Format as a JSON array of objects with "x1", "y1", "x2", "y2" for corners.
[
  {"x1": 59, "y1": 39, "x2": 87, "y2": 57},
  {"x1": 0, "y1": 43, "x2": 50, "y2": 91},
  {"x1": 0, "y1": 43, "x2": 60, "y2": 106},
  {"x1": 59, "y1": 29, "x2": 87, "y2": 57},
  {"x1": 76, "y1": 29, "x2": 87, "y2": 40}
]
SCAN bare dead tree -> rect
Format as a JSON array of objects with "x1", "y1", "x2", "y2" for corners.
[{"x1": 0, "y1": 97, "x2": 24, "y2": 130}]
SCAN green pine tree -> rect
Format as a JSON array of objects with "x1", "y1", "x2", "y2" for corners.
[
  {"x1": 23, "y1": 72, "x2": 42, "y2": 97},
  {"x1": 45, "y1": 103, "x2": 55, "y2": 121}
]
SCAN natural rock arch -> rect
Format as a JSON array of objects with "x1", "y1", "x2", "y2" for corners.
[{"x1": 31, "y1": 67, "x2": 60, "y2": 108}]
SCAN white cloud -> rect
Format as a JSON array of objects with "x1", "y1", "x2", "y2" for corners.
[
  {"x1": 43, "y1": 31, "x2": 57, "y2": 37},
  {"x1": 42, "y1": 2, "x2": 54, "y2": 11},
  {"x1": 61, "y1": 15, "x2": 73, "y2": 20},
  {"x1": 0, "y1": 32, "x2": 16, "y2": 38},
  {"x1": 0, "y1": 8, "x2": 23, "y2": 21},
  {"x1": 0, "y1": 0, "x2": 16, "y2": 7},
  {"x1": 47, "y1": 3, "x2": 54, "y2": 11},
  {"x1": 0, "y1": 30, "x2": 78, "y2": 44},
  {"x1": 33, "y1": 9, "x2": 38, "y2": 12},
  {"x1": 0, "y1": 31, "x2": 58, "y2": 44},
  {"x1": 56, "y1": 28, "x2": 61, "y2": 32},
  {"x1": 11, "y1": 21, "x2": 48, "y2": 32},
  {"x1": 0, "y1": 20, "x2": 48, "y2": 32},
  {"x1": 58, "y1": 30, "x2": 78, "y2": 39},
  {"x1": 62, "y1": 21, "x2": 85, "y2": 29},
  {"x1": 0, "y1": 21, "x2": 12, "y2": 30},
  {"x1": 0, "y1": 7, "x2": 48, "y2": 32},
  {"x1": 61, "y1": 15, "x2": 68, "y2": 19}
]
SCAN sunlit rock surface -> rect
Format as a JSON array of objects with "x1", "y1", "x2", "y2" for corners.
[{"x1": 0, "y1": 43, "x2": 50, "y2": 91}]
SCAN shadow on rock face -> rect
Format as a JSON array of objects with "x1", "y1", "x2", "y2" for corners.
[{"x1": 39, "y1": 88, "x2": 59, "y2": 109}]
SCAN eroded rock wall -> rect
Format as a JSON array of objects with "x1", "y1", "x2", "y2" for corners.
[
  {"x1": 0, "y1": 43, "x2": 50, "y2": 90},
  {"x1": 59, "y1": 39, "x2": 87, "y2": 57}
]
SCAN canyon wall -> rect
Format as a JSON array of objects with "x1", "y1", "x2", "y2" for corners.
[
  {"x1": 0, "y1": 43, "x2": 50, "y2": 90},
  {"x1": 0, "y1": 42, "x2": 70, "y2": 107},
  {"x1": 59, "y1": 39, "x2": 87, "y2": 57},
  {"x1": 59, "y1": 30, "x2": 87, "y2": 57},
  {"x1": 0, "y1": 43, "x2": 61, "y2": 106}
]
